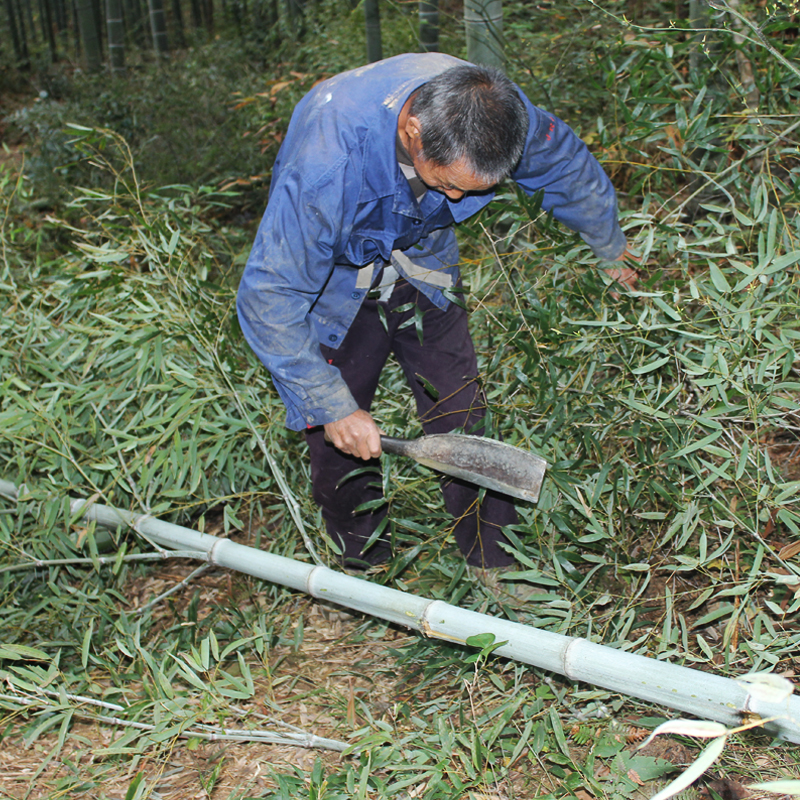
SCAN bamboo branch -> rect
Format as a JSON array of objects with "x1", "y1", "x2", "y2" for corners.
[
  {"x1": 707, "y1": 0, "x2": 800, "y2": 82},
  {"x1": 215, "y1": 358, "x2": 324, "y2": 566},
  {"x1": 4, "y1": 478, "x2": 800, "y2": 743},
  {"x1": 151, "y1": 263, "x2": 325, "y2": 567},
  {"x1": 0, "y1": 550, "x2": 209, "y2": 576},
  {"x1": 0, "y1": 692, "x2": 349, "y2": 751},
  {"x1": 91, "y1": 401, "x2": 152, "y2": 513},
  {"x1": 664, "y1": 115, "x2": 800, "y2": 219},
  {"x1": 134, "y1": 563, "x2": 212, "y2": 615}
]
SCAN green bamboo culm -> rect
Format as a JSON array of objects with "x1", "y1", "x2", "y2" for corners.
[
  {"x1": 39, "y1": 0, "x2": 59, "y2": 63},
  {"x1": 125, "y1": 0, "x2": 148, "y2": 48},
  {"x1": 464, "y1": 0, "x2": 504, "y2": 68},
  {"x1": 106, "y1": 0, "x2": 126, "y2": 75},
  {"x1": 419, "y1": 0, "x2": 439, "y2": 53},
  {"x1": 76, "y1": 0, "x2": 102, "y2": 73},
  {"x1": 252, "y1": 0, "x2": 279, "y2": 45},
  {"x1": 148, "y1": 0, "x2": 170, "y2": 57},
  {"x1": 171, "y1": 0, "x2": 187, "y2": 47},
  {"x1": 286, "y1": 0, "x2": 305, "y2": 40},
  {"x1": 364, "y1": 0, "x2": 382, "y2": 63},
  {"x1": 4, "y1": 0, "x2": 30, "y2": 70}
]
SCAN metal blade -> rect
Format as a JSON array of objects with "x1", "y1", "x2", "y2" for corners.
[{"x1": 381, "y1": 433, "x2": 547, "y2": 503}]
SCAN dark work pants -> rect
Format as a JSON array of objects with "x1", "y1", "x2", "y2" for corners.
[{"x1": 304, "y1": 279, "x2": 518, "y2": 568}]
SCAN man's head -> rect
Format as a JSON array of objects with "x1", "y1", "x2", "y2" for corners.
[{"x1": 403, "y1": 64, "x2": 528, "y2": 198}]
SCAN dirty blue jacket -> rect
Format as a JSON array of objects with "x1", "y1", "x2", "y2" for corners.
[{"x1": 237, "y1": 54, "x2": 627, "y2": 431}]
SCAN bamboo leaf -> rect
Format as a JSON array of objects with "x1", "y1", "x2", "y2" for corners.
[
  {"x1": 708, "y1": 262, "x2": 731, "y2": 293},
  {"x1": 75, "y1": 243, "x2": 130, "y2": 264},
  {"x1": 735, "y1": 672, "x2": 795, "y2": 703},
  {"x1": 81, "y1": 621, "x2": 93, "y2": 670},
  {"x1": 638, "y1": 719, "x2": 728, "y2": 750},
  {"x1": 632, "y1": 355, "x2": 671, "y2": 375},
  {"x1": 651, "y1": 295, "x2": 681, "y2": 320},
  {"x1": 767, "y1": 250, "x2": 800, "y2": 273},
  {"x1": 0, "y1": 644, "x2": 50, "y2": 661},
  {"x1": 749, "y1": 781, "x2": 800, "y2": 795},
  {"x1": 549, "y1": 706, "x2": 570, "y2": 759},
  {"x1": 169, "y1": 656, "x2": 210, "y2": 693},
  {"x1": 669, "y1": 431, "x2": 723, "y2": 459}
]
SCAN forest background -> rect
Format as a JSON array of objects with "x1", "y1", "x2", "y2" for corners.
[{"x1": 0, "y1": 0, "x2": 799, "y2": 798}]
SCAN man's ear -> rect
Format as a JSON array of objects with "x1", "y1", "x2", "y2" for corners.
[{"x1": 404, "y1": 115, "x2": 423, "y2": 144}]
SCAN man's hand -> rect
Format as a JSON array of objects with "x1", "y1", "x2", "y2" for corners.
[
  {"x1": 604, "y1": 247, "x2": 640, "y2": 294},
  {"x1": 324, "y1": 409, "x2": 383, "y2": 460},
  {"x1": 604, "y1": 264, "x2": 638, "y2": 292}
]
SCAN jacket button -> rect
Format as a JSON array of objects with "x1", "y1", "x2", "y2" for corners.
[
  {"x1": 351, "y1": 291, "x2": 360, "y2": 299},
  {"x1": 328, "y1": 334, "x2": 338, "y2": 342}
]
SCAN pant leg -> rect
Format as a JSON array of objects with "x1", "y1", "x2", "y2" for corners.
[
  {"x1": 387, "y1": 282, "x2": 518, "y2": 568},
  {"x1": 305, "y1": 293, "x2": 394, "y2": 567}
]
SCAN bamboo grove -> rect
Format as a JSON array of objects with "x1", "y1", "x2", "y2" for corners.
[
  {"x1": 1, "y1": 0, "x2": 288, "y2": 74},
  {"x1": 0, "y1": 0, "x2": 501, "y2": 78}
]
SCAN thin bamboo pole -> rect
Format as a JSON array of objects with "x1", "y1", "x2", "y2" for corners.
[
  {"x1": 1, "y1": 478, "x2": 798, "y2": 744},
  {"x1": 106, "y1": 0, "x2": 126, "y2": 75},
  {"x1": 5, "y1": 0, "x2": 31, "y2": 69},
  {"x1": 76, "y1": 0, "x2": 103, "y2": 71},
  {"x1": 147, "y1": 0, "x2": 169, "y2": 56},
  {"x1": 363, "y1": 0, "x2": 382, "y2": 63},
  {"x1": 464, "y1": 0, "x2": 503, "y2": 69},
  {"x1": 418, "y1": 0, "x2": 438, "y2": 53}
]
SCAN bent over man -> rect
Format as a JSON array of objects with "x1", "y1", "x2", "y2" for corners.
[{"x1": 237, "y1": 53, "x2": 631, "y2": 572}]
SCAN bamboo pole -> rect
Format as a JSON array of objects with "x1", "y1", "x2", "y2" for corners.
[
  {"x1": 1, "y1": 478, "x2": 798, "y2": 744},
  {"x1": 147, "y1": 0, "x2": 169, "y2": 56},
  {"x1": 76, "y1": 0, "x2": 103, "y2": 72},
  {"x1": 6, "y1": 0, "x2": 31, "y2": 70},
  {"x1": 464, "y1": 0, "x2": 503, "y2": 69},
  {"x1": 364, "y1": 0, "x2": 382, "y2": 63},
  {"x1": 106, "y1": 0, "x2": 126, "y2": 75},
  {"x1": 418, "y1": 0, "x2": 438, "y2": 53}
]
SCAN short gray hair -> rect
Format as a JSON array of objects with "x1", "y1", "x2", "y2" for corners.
[{"x1": 410, "y1": 64, "x2": 528, "y2": 183}]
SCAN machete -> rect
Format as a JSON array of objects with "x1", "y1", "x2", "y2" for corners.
[{"x1": 380, "y1": 433, "x2": 547, "y2": 503}]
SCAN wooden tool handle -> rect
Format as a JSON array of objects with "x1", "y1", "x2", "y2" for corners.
[{"x1": 379, "y1": 436, "x2": 412, "y2": 456}]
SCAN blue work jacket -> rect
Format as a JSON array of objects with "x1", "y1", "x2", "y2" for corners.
[{"x1": 237, "y1": 53, "x2": 627, "y2": 431}]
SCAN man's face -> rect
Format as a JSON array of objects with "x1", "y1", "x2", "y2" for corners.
[
  {"x1": 400, "y1": 108, "x2": 497, "y2": 201},
  {"x1": 412, "y1": 156, "x2": 496, "y2": 201}
]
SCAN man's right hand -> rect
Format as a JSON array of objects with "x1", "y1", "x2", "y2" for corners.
[
  {"x1": 604, "y1": 247, "x2": 640, "y2": 295},
  {"x1": 324, "y1": 409, "x2": 383, "y2": 460}
]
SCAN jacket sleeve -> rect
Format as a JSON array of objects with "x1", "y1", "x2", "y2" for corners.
[
  {"x1": 236, "y1": 155, "x2": 361, "y2": 431},
  {"x1": 512, "y1": 98, "x2": 627, "y2": 261}
]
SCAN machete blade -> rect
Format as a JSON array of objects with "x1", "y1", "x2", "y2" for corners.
[{"x1": 380, "y1": 433, "x2": 547, "y2": 503}]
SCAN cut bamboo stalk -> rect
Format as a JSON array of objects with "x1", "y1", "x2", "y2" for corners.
[{"x1": 1, "y1": 478, "x2": 798, "y2": 743}]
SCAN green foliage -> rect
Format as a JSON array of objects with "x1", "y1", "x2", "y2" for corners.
[
  {"x1": 447, "y1": 9, "x2": 800, "y2": 679},
  {"x1": 288, "y1": 0, "x2": 432, "y2": 74},
  {"x1": 6, "y1": 43, "x2": 277, "y2": 205},
  {"x1": 2, "y1": 135, "x2": 262, "y2": 510}
]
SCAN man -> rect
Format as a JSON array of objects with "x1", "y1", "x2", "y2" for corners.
[{"x1": 237, "y1": 53, "x2": 634, "y2": 573}]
